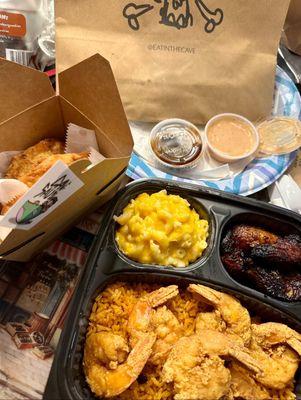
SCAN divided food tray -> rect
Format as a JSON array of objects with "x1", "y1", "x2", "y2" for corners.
[{"x1": 44, "y1": 179, "x2": 301, "y2": 400}]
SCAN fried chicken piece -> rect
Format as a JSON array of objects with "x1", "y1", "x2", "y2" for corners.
[
  {"x1": 19, "y1": 152, "x2": 88, "y2": 187},
  {"x1": 5, "y1": 139, "x2": 65, "y2": 181},
  {"x1": 251, "y1": 235, "x2": 301, "y2": 268},
  {"x1": 222, "y1": 225, "x2": 278, "y2": 253}
]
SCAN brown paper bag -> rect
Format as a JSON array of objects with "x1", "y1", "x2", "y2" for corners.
[
  {"x1": 283, "y1": 0, "x2": 301, "y2": 56},
  {"x1": 56, "y1": 0, "x2": 290, "y2": 124}
]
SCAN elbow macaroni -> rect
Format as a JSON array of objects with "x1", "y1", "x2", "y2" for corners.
[{"x1": 114, "y1": 190, "x2": 209, "y2": 267}]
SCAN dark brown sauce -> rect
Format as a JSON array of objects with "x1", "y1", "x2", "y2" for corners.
[{"x1": 151, "y1": 124, "x2": 202, "y2": 166}]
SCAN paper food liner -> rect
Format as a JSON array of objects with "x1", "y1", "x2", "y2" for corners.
[
  {"x1": 0, "y1": 123, "x2": 104, "y2": 208},
  {"x1": 257, "y1": 117, "x2": 301, "y2": 156},
  {"x1": 130, "y1": 122, "x2": 254, "y2": 181},
  {"x1": 66, "y1": 123, "x2": 100, "y2": 154},
  {"x1": 0, "y1": 179, "x2": 29, "y2": 205}
]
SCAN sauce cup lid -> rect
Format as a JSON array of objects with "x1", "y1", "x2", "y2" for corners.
[
  {"x1": 257, "y1": 117, "x2": 301, "y2": 155},
  {"x1": 150, "y1": 118, "x2": 204, "y2": 169}
]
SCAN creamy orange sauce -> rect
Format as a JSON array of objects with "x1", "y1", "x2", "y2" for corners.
[{"x1": 207, "y1": 117, "x2": 255, "y2": 157}]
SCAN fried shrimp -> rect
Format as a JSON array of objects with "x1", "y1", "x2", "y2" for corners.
[
  {"x1": 195, "y1": 330, "x2": 261, "y2": 374},
  {"x1": 163, "y1": 331, "x2": 261, "y2": 400},
  {"x1": 84, "y1": 332, "x2": 129, "y2": 370},
  {"x1": 252, "y1": 322, "x2": 301, "y2": 354},
  {"x1": 248, "y1": 322, "x2": 301, "y2": 390},
  {"x1": 84, "y1": 332, "x2": 156, "y2": 398},
  {"x1": 228, "y1": 362, "x2": 275, "y2": 400},
  {"x1": 127, "y1": 285, "x2": 179, "y2": 346},
  {"x1": 162, "y1": 335, "x2": 231, "y2": 400},
  {"x1": 149, "y1": 305, "x2": 183, "y2": 365},
  {"x1": 195, "y1": 310, "x2": 226, "y2": 333},
  {"x1": 188, "y1": 284, "x2": 251, "y2": 345},
  {"x1": 84, "y1": 282, "x2": 301, "y2": 399}
]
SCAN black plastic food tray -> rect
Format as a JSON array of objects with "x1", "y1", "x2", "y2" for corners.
[{"x1": 44, "y1": 179, "x2": 301, "y2": 400}]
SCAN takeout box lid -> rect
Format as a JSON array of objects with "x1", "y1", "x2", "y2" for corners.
[
  {"x1": 0, "y1": 58, "x2": 54, "y2": 124},
  {"x1": 58, "y1": 54, "x2": 133, "y2": 157},
  {"x1": 0, "y1": 54, "x2": 133, "y2": 156}
]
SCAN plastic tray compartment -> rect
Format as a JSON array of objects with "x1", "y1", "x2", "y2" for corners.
[
  {"x1": 45, "y1": 272, "x2": 301, "y2": 400},
  {"x1": 43, "y1": 179, "x2": 301, "y2": 400}
]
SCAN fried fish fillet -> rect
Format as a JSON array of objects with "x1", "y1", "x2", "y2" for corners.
[
  {"x1": 5, "y1": 139, "x2": 65, "y2": 181},
  {"x1": 19, "y1": 152, "x2": 88, "y2": 187},
  {"x1": 2, "y1": 139, "x2": 89, "y2": 215}
]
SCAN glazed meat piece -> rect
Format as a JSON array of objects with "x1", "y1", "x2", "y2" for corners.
[
  {"x1": 251, "y1": 235, "x2": 301, "y2": 268},
  {"x1": 224, "y1": 258, "x2": 301, "y2": 301},
  {"x1": 221, "y1": 252, "x2": 253, "y2": 275},
  {"x1": 222, "y1": 224, "x2": 301, "y2": 302},
  {"x1": 222, "y1": 225, "x2": 278, "y2": 253},
  {"x1": 246, "y1": 267, "x2": 301, "y2": 302}
]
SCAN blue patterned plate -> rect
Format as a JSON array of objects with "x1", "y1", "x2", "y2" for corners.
[{"x1": 126, "y1": 66, "x2": 301, "y2": 196}]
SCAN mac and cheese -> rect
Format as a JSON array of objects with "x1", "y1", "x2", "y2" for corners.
[{"x1": 114, "y1": 190, "x2": 209, "y2": 267}]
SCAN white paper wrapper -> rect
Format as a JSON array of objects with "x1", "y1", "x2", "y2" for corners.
[
  {"x1": 88, "y1": 147, "x2": 105, "y2": 165},
  {"x1": 66, "y1": 123, "x2": 105, "y2": 167},
  {"x1": 130, "y1": 121, "x2": 254, "y2": 181},
  {"x1": 66, "y1": 123, "x2": 99, "y2": 153},
  {"x1": 0, "y1": 123, "x2": 104, "y2": 209},
  {"x1": 0, "y1": 179, "x2": 29, "y2": 205}
]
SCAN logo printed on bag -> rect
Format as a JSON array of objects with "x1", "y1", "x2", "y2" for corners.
[{"x1": 123, "y1": 0, "x2": 224, "y2": 33}]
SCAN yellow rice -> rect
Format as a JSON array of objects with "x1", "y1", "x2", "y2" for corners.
[{"x1": 85, "y1": 282, "x2": 297, "y2": 400}]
